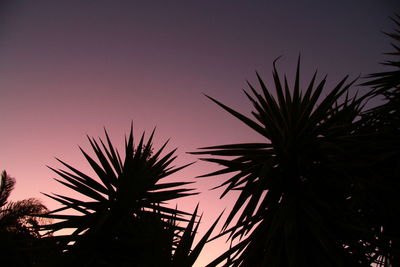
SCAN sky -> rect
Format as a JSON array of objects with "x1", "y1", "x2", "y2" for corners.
[{"x1": 0, "y1": 1, "x2": 399, "y2": 266}]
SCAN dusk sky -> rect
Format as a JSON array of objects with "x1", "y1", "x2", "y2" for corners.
[{"x1": 1, "y1": 1, "x2": 399, "y2": 266}]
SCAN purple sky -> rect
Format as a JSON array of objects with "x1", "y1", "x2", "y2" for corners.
[{"x1": 0, "y1": 1, "x2": 399, "y2": 265}]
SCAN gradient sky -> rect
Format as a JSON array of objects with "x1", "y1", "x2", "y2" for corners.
[{"x1": 1, "y1": 1, "x2": 399, "y2": 266}]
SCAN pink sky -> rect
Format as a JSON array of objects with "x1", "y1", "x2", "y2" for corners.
[{"x1": 0, "y1": 1, "x2": 398, "y2": 265}]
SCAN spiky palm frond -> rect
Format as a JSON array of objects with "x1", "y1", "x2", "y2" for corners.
[
  {"x1": 362, "y1": 14, "x2": 400, "y2": 92},
  {"x1": 195, "y1": 59, "x2": 375, "y2": 266},
  {"x1": 0, "y1": 170, "x2": 15, "y2": 207},
  {"x1": 361, "y1": 15, "x2": 400, "y2": 137},
  {"x1": 172, "y1": 205, "x2": 223, "y2": 267},
  {"x1": 358, "y1": 14, "x2": 400, "y2": 266},
  {"x1": 39, "y1": 125, "x2": 202, "y2": 265}
]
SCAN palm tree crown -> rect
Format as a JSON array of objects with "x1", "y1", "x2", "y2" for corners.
[
  {"x1": 194, "y1": 58, "x2": 377, "y2": 266},
  {"x1": 40, "y1": 125, "x2": 219, "y2": 266}
]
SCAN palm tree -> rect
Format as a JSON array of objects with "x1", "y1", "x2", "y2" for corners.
[
  {"x1": 358, "y1": 14, "x2": 400, "y2": 266},
  {"x1": 0, "y1": 170, "x2": 51, "y2": 266},
  {"x1": 194, "y1": 58, "x2": 377, "y2": 266},
  {"x1": 40, "y1": 125, "x2": 220, "y2": 266}
]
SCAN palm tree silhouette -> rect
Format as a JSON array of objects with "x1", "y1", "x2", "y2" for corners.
[
  {"x1": 0, "y1": 170, "x2": 50, "y2": 266},
  {"x1": 358, "y1": 14, "x2": 400, "y2": 266},
  {"x1": 40, "y1": 125, "x2": 220, "y2": 266},
  {"x1": 194, "y1": 58, "x2": 379, "y2": 266}
]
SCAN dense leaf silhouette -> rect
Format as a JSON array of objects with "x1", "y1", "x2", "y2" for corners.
[
  {"x1": 40, "y1": 125, "x2": 219, "y2": 266},
  {"x1": 2, "y1": 13, "x2": 400, "y2": 267},
  {"x1": 357, "y1": 15, "x2": 400, "y2": 266},
  {"x1": 194, "y1": 58, "x2": 380, "y2": 266},
  {"x1": 0, "y1": 171, "x2": 51, "y2": 267}
]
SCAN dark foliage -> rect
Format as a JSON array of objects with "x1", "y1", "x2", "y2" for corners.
[
  {"x1": 0, "y1": 171, "x2": 53, "y2": 267},
  {"x1": 193, "y1": 58, "x2": 383, "y2": 266},
  {"x1": 39, "y1": 125, "x2": 219, "y2": 266},
  {"x1": 357, "y1": 14, "x2": 400, "y2": 266},
  {"x1": 3, "y1": 14, "x2": 400, "y2": 267}
]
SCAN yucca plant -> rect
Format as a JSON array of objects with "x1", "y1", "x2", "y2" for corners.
[
  {"x1": 358, "y1": 15, "x2": 400, "y2": 266},
  {"x1": 40, "y1": 125, "x2": 217, "y2": 266},
  {"x1": 194, "y1": 59, "x2": 376, "y2": 266}
]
